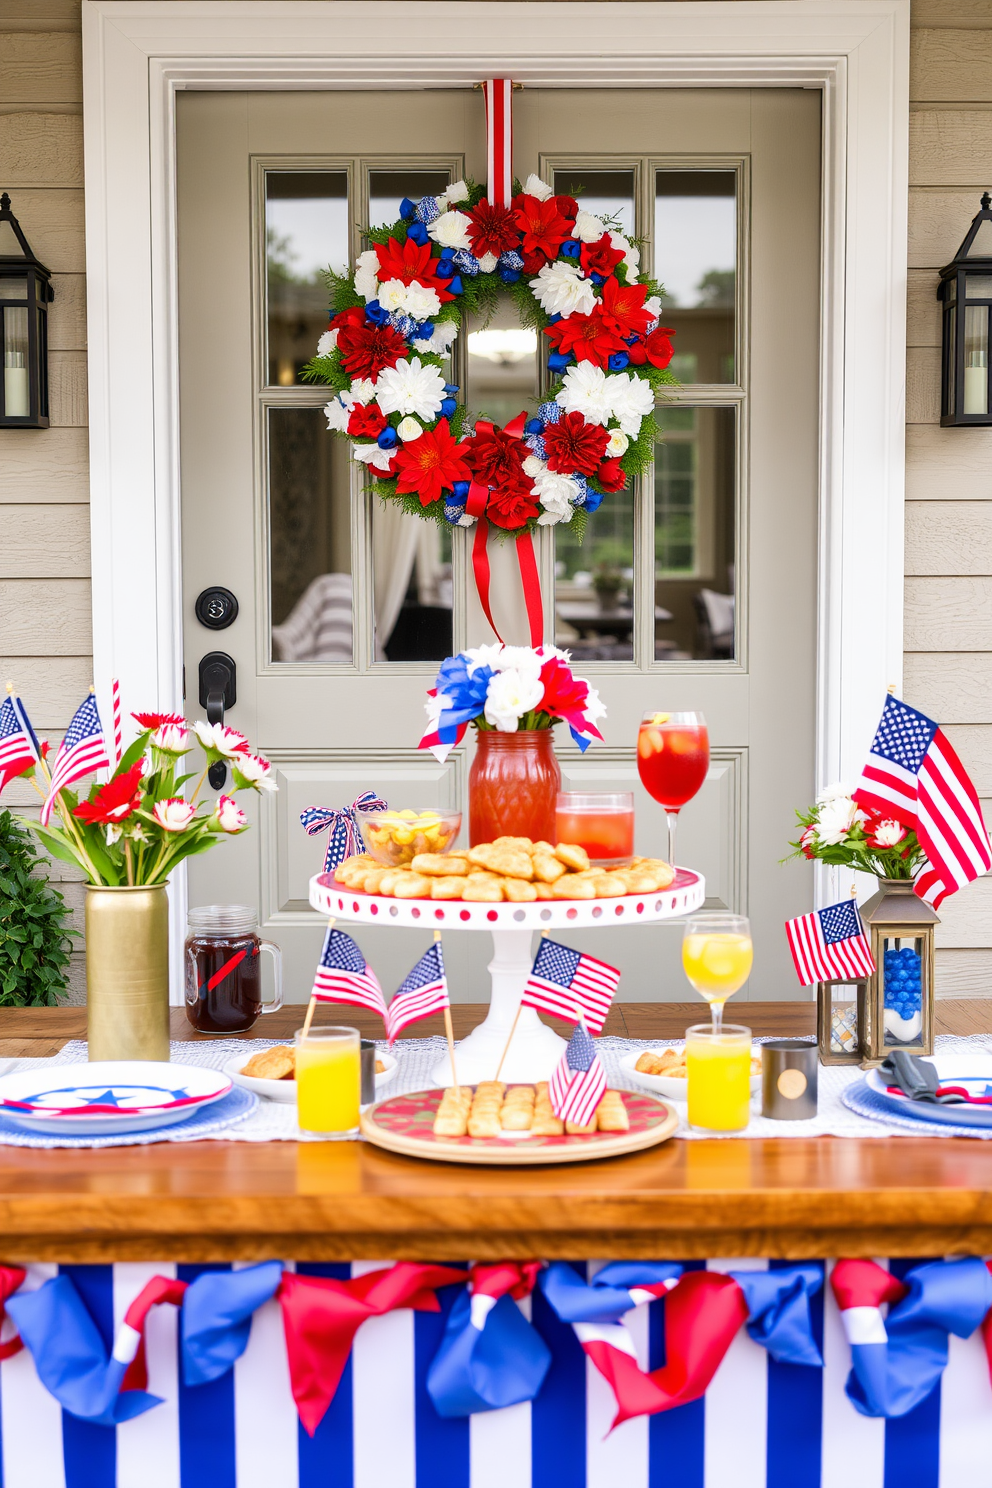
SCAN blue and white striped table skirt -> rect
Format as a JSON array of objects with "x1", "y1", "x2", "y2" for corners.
[{"x1": 1, "y1": 1259, "x2": 989, "y2": 1488}]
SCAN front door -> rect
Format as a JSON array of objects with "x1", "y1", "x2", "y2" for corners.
[{"x1": 176, "y1": 86, "x2": 820, "y2": 1006}]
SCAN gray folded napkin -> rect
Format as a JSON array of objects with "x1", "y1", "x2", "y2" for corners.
[{"x1": 880, "y1": 1049, "x2": 976, "y2": 1104}]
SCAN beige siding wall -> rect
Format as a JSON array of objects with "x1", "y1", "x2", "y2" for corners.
[{"x1": 1, "y1": 1, "x2": 990, "y2": 1000}]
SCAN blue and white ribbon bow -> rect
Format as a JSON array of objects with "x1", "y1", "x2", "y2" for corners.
[
  {"x1": 300, "y1": 791, "x2": 388, "y2": 874},
  {"x1": 427, "y1": 1262, "x2": 551, "y2": 1417}
]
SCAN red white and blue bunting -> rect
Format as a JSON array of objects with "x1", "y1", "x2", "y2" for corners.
[{"x1": 2, "y1": 1257, "x2": 992, "y2": 1486}]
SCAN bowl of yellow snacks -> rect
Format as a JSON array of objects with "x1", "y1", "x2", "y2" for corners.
[{"x1": 357, "y1": 807, "x2": 461, "y2": 867}]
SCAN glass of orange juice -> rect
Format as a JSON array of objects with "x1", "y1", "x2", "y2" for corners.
[
  {"x1": 685, "y1": 1023, "x2": 753, "y2": 1131},
  {"x1": 294, "y1": 1026, "x2": 361, "y2": 1136},
  {"x1": 682, "y1": 911, "x2": 753, "y2": 1034}
]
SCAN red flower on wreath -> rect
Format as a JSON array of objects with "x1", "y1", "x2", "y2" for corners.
[
  {"x1": 332, "y1": 307, "x2": 409, "y2": 381},
  {"x1": 554, "y1": 195, "x2": 579, "y2": 223},
  {"x1": 73, "y1": 762, "x2": 145, "y2": 826},
  {"x1": 544, "y1": 307, "x2": 628, "y2": 368},
  {"x1": 513, "y1": 195, "x2": 571, "y2": 263},
  {"x1": 580, "y1": 233, "x2": 626, "y2": 280},
  {"x1": 628, "y1": 325, "x2": 675, "y2": 370},
  {"x1": 462, "y1": 422, "x2": 531, "y2": 497},
  {"x1": 393, "y1": 419, "x2": 472, "y2": 508},
  {"x1": 374, "y1": 237, "x2": 456, "y2": 302},
  {"x1": 599, "y1": 274, "x2": 654, "y2": 339},
  {"x1": 347, "y1": 402, "x2": 388, "y2": 439},
  {"x1": 467, "y1": 200, "x2": 520, "y2": 260},
  {"x1": 543, "y1": 411, "x2": 610, "y2": 476},
  {"x1": 486, "y1": 484, "x2": 541, "y2": 530},
  {"x1": 594, "y1": 458, "x2": 628, "y2": 494}
]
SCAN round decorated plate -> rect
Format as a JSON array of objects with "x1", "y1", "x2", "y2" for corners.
[
  {"x1": 360, "y1": 1086, "x2": 678, "y2": 1165},
  {"x1": 865, "y1": 1054, "x2": 992, "y2": 1129},
  {"x1": 0, "y1": 1060, "x2": 232, "y2": 1136}
]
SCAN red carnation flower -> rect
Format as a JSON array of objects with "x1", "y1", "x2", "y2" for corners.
[
  {"x1": 74, "y1": 762, "x2": 145, "y2": 826},
  {"x1": 538, "y1": 656, "x2": 589, "y2": 720},
  {"x1": 594, "y1": 458, "x2": 627, "y2": 494},
  {"x1": 580, "y1": 233, "x2": 626, "y2": 280},
  {"x1": 347, "y1": 402, "x2": 387, "y2": 439},
  {"x1": 513, "y1": 195, "x2": 571, "y2": 263},
  {"x1": 467, "y1": 200, "x2": 520, "y2": 260},
  {"x1": 544, "y1": 307, "x2": 628, "y2": 368},
  {"x1": 554, "y1": 195, "x2": 579, "y2": 223},
  {"x1": 463, "y1": 423, "x2": 531, "y2": 495},
  {"x1": 599, "y1": 274, "x2": 653, "y2": 339},
  {"x1": 628, "y1": 325, "x2": 675, "y2": 370},
  {"x1": 543, "y1": 411, "x2": 610, "y2": 476},
  {"x1": 373, "y1": 236, "x2": 455, "y2": 302},
  {"x1": 335, "y1": 315, "x2": 409, "y2": 381},
  {"x1": 393, "y1": 419, "x2": 472, "y2": 508},
  {"x1": 486, "y1": 484, "x2": 541, "y2": 530},
  {"x1": 132, "y1": 712, "x2": 185, "y2": 732}
]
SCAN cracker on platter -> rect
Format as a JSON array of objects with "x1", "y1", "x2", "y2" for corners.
[
  {"x1": 555, "y1": 843, "x2": 591, "y2": 873},
  {"x1": 430, "y1": 876, "x2": 469, "y2": 900},
  {"x1": 412, "y1": 853, "x2": 467, "y2": 876},
  {"x1": 242, "y1": 1046, "x2": 295, "y2": 1080}
]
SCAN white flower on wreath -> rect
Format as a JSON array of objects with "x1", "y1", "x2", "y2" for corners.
[
  {"x1": 531, "y1": 468, "x2": 582, "y2": 521},
  {"x1": 491, "y1": 645, "x2": 543, "y2": 682},
  {"x1": 352, "y1": 442, "x2": 394, "y2": 472},
  {"x1": 606, "y1": 429, "x2": 630, "y2": 458},
  {"x1": 610, "y1": 231, "x2": 641, "y2": 277},
  {"x1": 523, "y1": 174, "x2": 554, "y2": 202},
  {"x1": 644, "y1": 295, "x2": 663, "y2": 320},
  {"x1": 484, "y1": 668, "x2": 546, "y2": 732},
  {"x1": 607, "y1": 371, "x2": 654, "y2": 437},
  {"x1": 324, "y1": 397, "x2": 351, "y2": 433},
  {"x1": 342, "y1": 378, "x2": 376, "y2": 408},
  {"x1": 522, "y1": 453, "x2": 546, "y2": 478},
  {"x1": 555, "y1": 363, "x2": 614, "y2": 427},
  {"x1": 572, "y1": 209, "x2": 606, "y2": 243},
  {"x1": 354, "y1": 249, "x2": 380, "y2": 301},
  {"x1": 815, "y1": 794, "x2": 866, "y2": 847},
  {"x1": 445, "y1": 180, "x2": 470, "y2": 205},
  {"x1": 316, "y1": 329, "x2": 338, "y2": 358},
  {"x1": 397, "y1": 416, "x2": 422, "y2": 442},
  {"x1": 463, "y1": 644, "x2": 505, "y2": 677},
  {"x1": 477, "y1": 252, "x2": 499, "y2": 274},
  {"x1": 377, "y1": 278, "x2": 409, "y2": 313},
  {"x1": 401, "y1": 281, "x2": 443, "y2": 321},
  {"x1": 413, "y1": 321, "x2": 459, "y2": 356},
  {"x1": 428, "y1": 210, "x2": 474, "y2": 252},
  {"x1": 529, "y1": 260, "x2": 596, "y2": 318},
  {"x1": 375, "y1": 356, "x2": 446, "y2": 421}
]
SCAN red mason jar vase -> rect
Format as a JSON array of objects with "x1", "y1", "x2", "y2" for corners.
[{"x1": 468, "y1": 729, "x2": 562, "y2": 846}]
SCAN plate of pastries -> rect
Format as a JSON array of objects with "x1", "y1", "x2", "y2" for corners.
[
  {"x1": 621, "y1": 1045, "x2": 763, "y2": 1100},
  {"x1": 226, "y1": 1045, "x2": 398, "y2": 1102},
  {"x1": 335, "y1": 836, "x2": 676, "y2": 904},
  {"x1": 360, "y1": 1079, "x2": 678, "y2": 1165}
]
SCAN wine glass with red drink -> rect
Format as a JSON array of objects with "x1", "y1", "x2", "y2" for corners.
[{"x1": 636, "y1": 711, "x2": 709, "y2": 870}]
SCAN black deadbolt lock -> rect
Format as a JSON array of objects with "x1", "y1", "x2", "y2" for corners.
[
  {"x1": 198, "y1": 652, "x2": 237, "y2": 789},
  {"x1": 195, "y1": 586, "x2": 239, "y2": 631}
]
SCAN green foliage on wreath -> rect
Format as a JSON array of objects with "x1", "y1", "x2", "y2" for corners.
[{"x1": 0, "y1": 808, "x2": 77, "y2": 1007}]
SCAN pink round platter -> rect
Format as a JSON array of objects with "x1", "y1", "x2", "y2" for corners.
[
  {"x1": 360, "y1": 1086, "x2": 679, "y2": 1165},
  {"x1": 310, "y1": 867, "x2": 704, "y2": 930}
]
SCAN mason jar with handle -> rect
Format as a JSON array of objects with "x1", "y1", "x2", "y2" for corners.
[{"x1": 184, "y1": 905, "x2": 282, "y2": 1033}]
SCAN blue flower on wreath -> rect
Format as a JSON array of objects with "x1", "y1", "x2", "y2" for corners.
[
  {"x1": 525, "y1": 432, "x2": 547, "y2": 460},
  {"x1": 452, "y1": 249, "x2": 480, "y2": 277},
  {"x1": 498, "y1": 251, "x2": 524, "y2": 272},
  {"x1": 538, "y1": 401, "x2": 562, "y2": 426},
  {"x1": 416, "y1": 196, "x2": 442, "y2": 225},
  {"x1": 431, "y1": 654, "x2": 495, "y2": 741}
]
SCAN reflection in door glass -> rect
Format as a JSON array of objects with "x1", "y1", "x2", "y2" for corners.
[
  {"x1": 268, "y1": 407, "x2": 353, "y2": 664},
  {"x1": 655, "y1": 171, "x2": 736, "y2": 384},
  {"x1": 551, "y1": 169, "x2": 635, "y2": 241},
  {"x1": 655, "y1": 405, "x2": 736, "y2": 661},
  {"x1": 368, "y1": 170, "x2": 450, "y2": 231},
  {"x1": 266, "y1": 173, "x2": 348, "y2": 387},
  {"x1": 372, "y1": 499, "x2": 452, "y2": 662},
  {"x1": 555, "y1": 492, "x2": 635, "y2": 663}
]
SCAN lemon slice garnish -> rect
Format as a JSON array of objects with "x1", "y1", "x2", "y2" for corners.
[{"x1": 648, "y1": 712, "x2": 671, "y2": 725}]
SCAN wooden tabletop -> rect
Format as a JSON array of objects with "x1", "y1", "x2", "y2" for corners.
[{"x1": 1, "y1": 1002, "x2": 991, "y2": 1264}]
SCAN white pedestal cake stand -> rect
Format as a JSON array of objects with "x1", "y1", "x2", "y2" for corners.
[{"x1": 309, "y1": 867, "x2": 706, "y2": 1086}]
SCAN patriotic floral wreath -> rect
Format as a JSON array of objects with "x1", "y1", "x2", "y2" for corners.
[{"x1": 303, "y1": 174, "x2": 676, "y2": 538}]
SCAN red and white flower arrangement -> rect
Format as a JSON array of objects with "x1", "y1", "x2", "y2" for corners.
[
  {"x1": 788, "y1": 783, "x2": 924, "y2": 880},
  {"x1": 418, "y1": 645, "x2": 606, "y2": 762},
  {"x1": 304, "y1": 174, "x2": 676, "y2": 537}
]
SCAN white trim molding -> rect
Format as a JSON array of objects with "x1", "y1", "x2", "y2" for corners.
[{"x1": 81, "y1": 0, "x2": 910, "y2": 930}]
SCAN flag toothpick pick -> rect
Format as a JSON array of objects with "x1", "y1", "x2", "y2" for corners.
[{"x1": 301, "y1": 918, "x2": 335, "y2": 1041}]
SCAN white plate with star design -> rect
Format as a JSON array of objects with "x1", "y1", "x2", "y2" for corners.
[{"x1": 0, "y1": 1061, "x2": 233, "y2": 1135}]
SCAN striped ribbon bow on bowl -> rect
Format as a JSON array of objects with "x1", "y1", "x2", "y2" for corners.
[{"x1": 300, "y1": 792, "x2": 388, "y2": 874}]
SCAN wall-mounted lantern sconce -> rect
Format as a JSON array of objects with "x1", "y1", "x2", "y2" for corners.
[
  {"x1": 0, "y1": 192, "x2": 54, "y2": 429},
  {"x1": 938, "y1": 192, "x2": 992, "y2": 426}
]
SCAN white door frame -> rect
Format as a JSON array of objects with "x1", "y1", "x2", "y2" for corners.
[{"x1": 81, "y1": 0, "x2": 910, "y2": 960}]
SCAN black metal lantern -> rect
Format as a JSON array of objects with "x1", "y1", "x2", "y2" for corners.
[
  {"x1": 0, "y1": 192, "x2": 53, "y2": 428},
  {"x1": 938, "y1": 192, "x2": 992, "y2": 426}
]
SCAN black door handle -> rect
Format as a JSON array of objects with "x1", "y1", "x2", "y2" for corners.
[{"x1": 198, "y1": 652, "x2": 237, "y2": 789}]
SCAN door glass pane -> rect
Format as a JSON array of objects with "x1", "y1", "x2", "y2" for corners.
[
  {"x1": 372, "y1": 501, "x2": 452, "y2": 662},
  {"x1": 269, "y1": 406, "x2": 353, "y2": 664},
  {"x1": 655, "y1": 404, "x2": 736, "y2": 661},
  {"x1": 655, "y1": 171, "x2": 736, "y2": 384},
  {"x1": 555, "y1": 492, "x2": 635, "y2": 662},
  {"x1": 266, "y1": 171, "x2": 349, "y2": 387},
  {"x1": 368, "y1": 170, "x2": 450, "y2": 231},
  {"x1": 551, "y1": 169, "x2": 635, "y2": 240}
]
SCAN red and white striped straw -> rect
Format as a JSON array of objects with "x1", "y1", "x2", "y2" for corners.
[
  {"x1": 482, "y1": 79, "x2": 514, "y2": 208},
  {"x1": 111, "y1": 677, "x2": 122, "y2": 765}
]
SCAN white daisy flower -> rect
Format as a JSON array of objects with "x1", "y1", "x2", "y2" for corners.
[
  {"x1": 529, "y1": 261, "x2": 597, "y2": 318},
  {"x1": 523, "y1": 174, "x2": 554, "y2": 202},
  {"x1": 354, "y1": 249, "x2": 380, "y2": 301},
  {"x1": 374, "y1": 356, "x2": 446, "y2": 421},
  {"x1": 607, "y1": 372, "x2": 654, "y2": 436},
  {"x1": 572, "y1": 209, "x2": 606, "y2": 243},
  {"x1": 555, "y1": 363, "x2": 614, "y2": 427},
  {"x1": 428, "y1": 210, "x2": 474, "y2": 252}
]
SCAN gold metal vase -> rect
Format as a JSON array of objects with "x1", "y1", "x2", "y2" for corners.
[{"x1": 85, "y1": 884, "x2": 170, "y2": 1062}]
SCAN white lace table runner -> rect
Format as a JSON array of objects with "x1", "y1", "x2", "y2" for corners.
[{"x1": 2, "y1": 1033, "x2": 991, "y2": 1145}]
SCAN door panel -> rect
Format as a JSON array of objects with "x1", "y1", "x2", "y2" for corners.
[{"x1": 177, "y1": 86, "x2": 820, "y2": 1004}]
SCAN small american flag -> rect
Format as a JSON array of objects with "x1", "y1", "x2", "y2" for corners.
[
  {"x1": 854, "y1": 694, "x2": 992, "y2": 908},
  {"x1": 40, "y1": 692, "x2": 110, "y2": 826},
  {"x1": 785, "y1": 898, "x2": 876, "y2": 987},
  {"x1": 520, "y1": 937, "x2": 620, "y2": 1034},
  {"x1": 386, "y1": 940, "x2": 448, "y2": 1042},
  {"x1": 0, "y1": 693, "x2": 40, "y2": 793},
  {"x1": 548, "y1": 1023, "x2": 607, "y2": 1126},
  {"x1": 311, "y1": 927, "x2": 386, "y2": 1023}
]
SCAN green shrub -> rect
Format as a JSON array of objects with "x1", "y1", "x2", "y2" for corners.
[{"x1": 0, "y1": 809, "x2": 76, "y2": 1006}]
